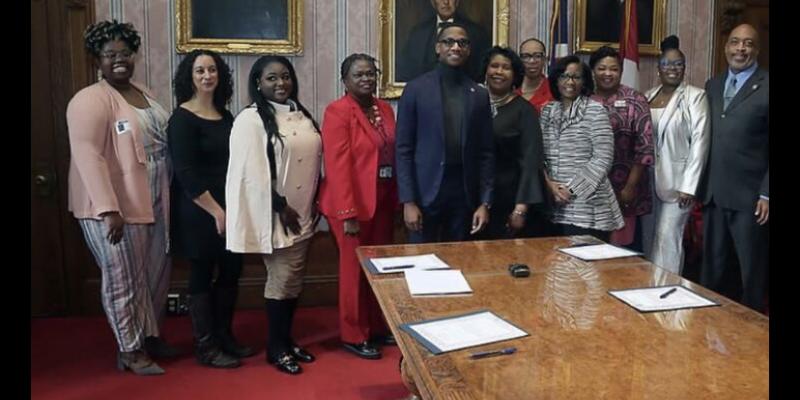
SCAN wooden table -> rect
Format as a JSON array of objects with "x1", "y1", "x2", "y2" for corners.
[{"x1": 357, "y1": 237, "x2": 769, "y2": 400}]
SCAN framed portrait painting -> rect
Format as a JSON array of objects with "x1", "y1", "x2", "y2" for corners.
[
  {"x1": 574, "y1": 0, "x2": 666, "y2": 55},
  {"x1": 176, "y1": 0, "x2": 303, "y2": 55},
  {"x1": 378, "y1": 0, "x2": 510, "y2": 99}
]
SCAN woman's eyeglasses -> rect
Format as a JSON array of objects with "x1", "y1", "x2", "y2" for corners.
[
  {"x1": 658, "y1": 60, "x2": 686, "y2": 70},
  {"x1": 558, "y1": 73, "x2": 583, "y2": 82},
  {"x1": 520, "y1": 52, "x2": 546, "y2": 62}
]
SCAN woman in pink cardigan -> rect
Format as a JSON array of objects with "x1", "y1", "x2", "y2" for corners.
[{"x1": 66, "y1": 20, "x2": 175, "y2": 375}]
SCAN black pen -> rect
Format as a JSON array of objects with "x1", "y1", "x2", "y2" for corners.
[
  {"x1": 659, "y1": 287, "x2": 678, "y2": 299},
  {"x1": 469, "y1": 347, "x2": 517, "y2": 359},
  {"x1": 383, "y1": 265, "x2": 414, "y2": 271}
]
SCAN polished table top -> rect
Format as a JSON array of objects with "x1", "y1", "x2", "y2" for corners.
[{"x1": 357, "y1": 237, "x2": 768, "y2": 400}]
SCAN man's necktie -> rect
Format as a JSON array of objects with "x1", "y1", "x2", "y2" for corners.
[{"x1": 723, "y1": 77, "x2": 738, "y2": 110}]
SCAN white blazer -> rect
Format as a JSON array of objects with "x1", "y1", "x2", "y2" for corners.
[{"x1": 644, "y1": 82, "x2": 710, "y2": 203}]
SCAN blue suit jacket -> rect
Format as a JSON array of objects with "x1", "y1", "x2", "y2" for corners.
[{"x1": 395, "y1": 67, "x2": 494, "y2": 208}]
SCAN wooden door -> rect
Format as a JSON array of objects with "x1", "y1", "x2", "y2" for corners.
[
  {"x1": 31, "y1": 0, "x2": 95, "y2": 316},
  {"x1": 713, "y1": 0, "x2": 769, "y2": 76}
]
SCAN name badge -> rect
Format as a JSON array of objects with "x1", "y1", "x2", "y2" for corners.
[
  {"x1": 379, "y1": 165, "x2": 393, "y2": 179},
  {"x1": 614, "y1": 100, "x2": 627, "y2": 108},
  {"x1": 115, "y1": 119, "x2": 132, "y2": 135}
]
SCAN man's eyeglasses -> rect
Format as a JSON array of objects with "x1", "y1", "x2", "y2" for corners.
[
  {"x1": 520, "y1": 52, "x2": 546, "y2": 62},
  {"x1": 438, "y1": 38, "x2": 471, "y2": 48},
  {"x1": 658, "y1": 60, "x2": 686, "y2": 70},
  {"x1": 99, "y1": 50, "x2": 135, "y2": 60},
  {"x1": 350, "y1": 70, "x2": 380, "y2": 80},
  {"x1": 558, "y1": 73, "x2": 583, "y2": 82}
]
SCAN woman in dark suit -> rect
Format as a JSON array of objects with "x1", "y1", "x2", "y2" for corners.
[
  {"x1": 318, "y1": 54, "x2": 397, "y2": 360},
  {"x1": 167, "y1": 49, "x2": 254, "y2": 369},
  {"x1": 478, "y1": 46, "x2": 545, "y2": 239}
]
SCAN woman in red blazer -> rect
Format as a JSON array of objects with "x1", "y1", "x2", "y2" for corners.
[{"x1": 318, "y1": 53, "x2": 397, "y2": 360}]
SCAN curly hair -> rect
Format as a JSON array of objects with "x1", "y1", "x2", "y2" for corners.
[
  {"x1": 83, "y1": 20, "x2": 141, "y2": 57},
  {"x1": 173, "y1": 50, "x2": 233, "y2": 113},
  {"x1": 479, "y1": 46, "x2": 525, "y2": 89},
  {"x1": 588, "y1": 45, "x2": 621, "y2": 69},
  {"x1": 548, "y1": 55, "x2": 594, "y2": 101},
  {"x1": 340, "y1": 53, "x2": 378, "y2": 82}
]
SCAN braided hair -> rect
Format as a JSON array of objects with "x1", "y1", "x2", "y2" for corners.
[{"x1": 83, "y1": 20, "x2": 141, "y2": 57}]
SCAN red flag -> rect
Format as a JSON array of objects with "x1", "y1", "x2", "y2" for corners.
[{"x1": 619, "y1": 0, "x2": 640, "y2": 90}]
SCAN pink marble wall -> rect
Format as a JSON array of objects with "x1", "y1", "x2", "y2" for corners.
[{"x1": 94, "y1": 0, "x2": 715, "y2": 117}]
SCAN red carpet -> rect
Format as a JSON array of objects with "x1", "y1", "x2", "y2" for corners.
[{"x1": 31, "y1": 307, "x2": 407, "y2": 400}]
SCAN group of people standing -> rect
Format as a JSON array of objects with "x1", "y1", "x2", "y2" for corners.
[{"x1": 65, "y1": 18, "x2": 767, "y2": 378}]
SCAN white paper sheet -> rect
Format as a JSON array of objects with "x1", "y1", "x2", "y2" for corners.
[
  {"x1": 369, "y1": 254, "x2": 451, "y2": 274},
  {"x1": 403, "y1": 270, "x2": 472, "y2": 296},
  {"x1": 558, "y1": 244, "x2": 640, "y2": 261},
  {"x1": 404, "y1": 311, "x2": 528, "y2": 353},
  {"x1": 608, "y1": 285, "x2": 718, "y2": 312}
]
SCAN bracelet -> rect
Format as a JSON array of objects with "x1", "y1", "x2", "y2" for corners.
[{"x1": 512, "y1": 210, "x2": 527, "y2": 216}]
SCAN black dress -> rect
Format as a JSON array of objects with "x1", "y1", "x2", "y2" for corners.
[
  {"x1": 483, "y1": 96, "x2": 546, "y2": 239},
  {"x1": 167, "y1": 107, "x2": 234, "y2": 259}
]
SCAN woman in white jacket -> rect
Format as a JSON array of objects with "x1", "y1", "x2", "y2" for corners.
[
  {"x1": 644, "y1": 36, "x2": 710, "y2": 274},
  {"x1": 226, "y1": 55, "x2": 321, "y2": 375}
]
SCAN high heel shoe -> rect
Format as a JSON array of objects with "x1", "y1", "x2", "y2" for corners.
[{"x1": 116, "y1": 350, "x2": 165, "y2": 375}]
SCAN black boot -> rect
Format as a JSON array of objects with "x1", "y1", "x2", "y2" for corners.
[
  {"x1": 212, "y1": 286, "x2": 255, "y2": 358},
  {"x1": 265, "y1": 299, "x2": 302, "y2": 375},
  {"x1": 286, "y1": 297, "x2": 315, "y2": 363},
  {"x1": 188, "y1": 293, "x2": 240, "y2": 368}
]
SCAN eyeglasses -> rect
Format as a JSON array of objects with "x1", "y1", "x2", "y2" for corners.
[
  {"x1": 520, "y1": 52, "x2": 546, "y2": 62},
  {"x1": 558, "y1": 73, "x2": 583, "y2": 82},
  {"x1": 350, "y1": 70, "x2": 380, "y2": 80},
  {"x1": 438, "y1": 38, "x2": 471, "y2": 48},
  {"x1": 658, "y1": 60, "x2": 686, "y2": 70},
  {"x1": 99, "y1": 50, "x2": 134, "y2": 60}
]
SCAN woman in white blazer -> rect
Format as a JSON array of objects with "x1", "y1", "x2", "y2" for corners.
[
  {"x1": 644, "y1": 36, "x2": 709, "y2": 274},
  {"x1": 226, "y1": 55, "x2": 322, "y2": 375}
]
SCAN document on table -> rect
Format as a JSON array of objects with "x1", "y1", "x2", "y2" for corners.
[
  {"x1": 608, "y1": 285, "x2": 720, "y2": 313},
  {"x1": 399, "y1": 310, "x2": 529, "y2": 354},
  {"x1": 366, "y1": 253, "x2": 451, "y2": 274},
  {"x1": 403, "y1": 269, "x2": 472, "y2": 296},
  {"x1": 558, "y1": 243, "x2": 640, "y2": 261}
]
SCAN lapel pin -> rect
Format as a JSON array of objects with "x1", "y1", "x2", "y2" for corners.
[
  {"x1": 752, "y1": 84, "x2": 759, "y2": 90},
  {"x1": 470, "y1": 87, "x2": 475, "y2": 92}
]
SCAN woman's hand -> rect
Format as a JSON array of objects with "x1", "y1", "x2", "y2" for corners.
[
  {"x1": 102, "y1": 212, "x2": 124, "y2": 244},
  {"x1": 279, "y1": 205, "x2": 302, "y2": 235},
  {"x1": 344, "y1": 218, "x2": 360, "y2": 236},
  {"x1": 404, "y1": 203, "x2": 423, "y2": 232},
  {"x1": 213, "y1": 210, "x2": 226, "y2": 236},
  {"x1": 619, "y1": 185, "x2": 637, "y2": 209},
  {"x1": 546, "y1": 180, "x2": 571, "y2": 205},
  {"x1": 507, "y1": 205, "x2": 528, "y2": 233}
]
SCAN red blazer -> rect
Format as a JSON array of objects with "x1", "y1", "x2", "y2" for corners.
[{"x1": 318, "y1": 94, "x2": 397, "y2": 221}]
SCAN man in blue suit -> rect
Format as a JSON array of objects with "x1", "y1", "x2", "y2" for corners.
[
  {"x1": 396, "y1": 22, "x2": 494, "y2": 243},
  {"x1": 698, "y1": 23, "x2": 769, "y2": 312}
]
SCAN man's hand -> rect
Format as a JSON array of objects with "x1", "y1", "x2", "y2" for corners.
[
  {"x1": 677, "y1": 191, "x2": 695, "y2": 209},
  {"x1": 471, "y1": 204, "x2": 490, "y2": 234},
  {"x1": 754, "y1": 198, "x2": 769, "y2": 225},
  {"x1": 404, "y1": 203, "x2": 423, "y2": 232}
]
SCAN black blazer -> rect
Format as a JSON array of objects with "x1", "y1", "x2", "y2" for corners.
[{"x1": 698, "y1": 68, "x2": 769, "y2": 211}]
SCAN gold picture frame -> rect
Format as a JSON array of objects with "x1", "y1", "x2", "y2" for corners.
[
  {"x1": 175, "y1": 0, "x2": 303, "y2": 55},
  {"x1": 574, "y1": 0, "x2": 666, "y2": 56},
  {"x1": 378, "y1": 0, "x2": 510, "y2": 99}
]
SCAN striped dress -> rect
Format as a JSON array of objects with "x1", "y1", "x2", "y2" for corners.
[{"x1": 540, "y1": 96, "x2": 624, "y2": 232}]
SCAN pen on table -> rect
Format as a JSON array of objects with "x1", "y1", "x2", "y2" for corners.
[
  {"x1": 383, "y1": 265, "x2": 414, "y2": 271},
  {"x1": 469, "y1": 347, "x2": 517, "y2": 359},
  {"x1": 659, "y1": 287, "x2": 678, "y2": 299}
]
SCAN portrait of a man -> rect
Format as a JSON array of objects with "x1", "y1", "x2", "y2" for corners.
[{"x1": 396, "y1": 0, "x2": 492, "y2": 83}]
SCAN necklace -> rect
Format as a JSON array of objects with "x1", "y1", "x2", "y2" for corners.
[{"x1": 489, "y1": 92, "x2": 513, "y2": 118}]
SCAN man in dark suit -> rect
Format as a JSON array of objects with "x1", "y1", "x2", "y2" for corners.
[
  {"x1": 699, "y1": 24, "x2": 769, "y2": 312},
  {"x1": 397, "y1": 0, "x2": 491, "y2": 82},
  {"x1": 396, "y1": 22, "x2": 494, "y2": 243}
]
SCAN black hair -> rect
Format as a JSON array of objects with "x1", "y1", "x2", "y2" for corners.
[
  {"x1": 83, "y1": 20, "x2": 141, "y2": 57},
  {"x1": 246, "y1": 56, "x2": 320, "y2": 177},
  {"x1": 340, "y1": 53, "x2": 379, "y2": 82},
  {"x1": 548, "y1": 55, "x2": 594, "y2": 101},
  {"x1": 436, "y1": 21, "x2": 470, "y2": 41},
  {"x1": 588, "y1": 45, "x2": 621, "y2": 69},
  {"x1": 659, "y1": 35, "x2": 686, "y2": 62},
  {"x1": 480, "y1": 46, "x2": 525, "y2": 89},
  {"x1": 519, "y1": 37, "x2": 546, "y2": 53},
  {"x1": 173, "y1": 50, "x2": 233, "y2": 114}
]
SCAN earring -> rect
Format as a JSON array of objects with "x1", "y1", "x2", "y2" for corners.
[{"x1": 97, "y1": 69, "x2": 103, "y2": 82}]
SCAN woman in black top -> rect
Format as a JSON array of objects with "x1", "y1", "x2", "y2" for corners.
[
  {"x1": 479, "y1": 46, "x2": 545, "y2": 239},
  {"x1": 167, "y1": 49, "x2": 254, "y2": 368}
]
